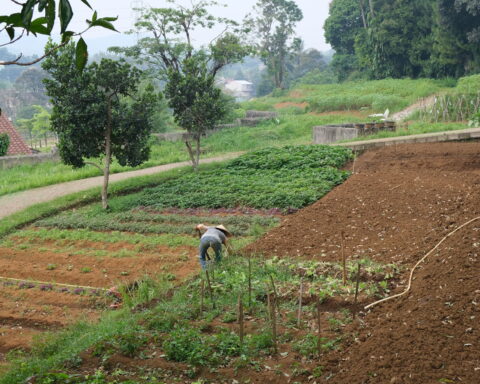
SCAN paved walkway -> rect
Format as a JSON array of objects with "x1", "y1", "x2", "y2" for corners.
[
  {"x1": 336, "y1": 127, "x2": 480, "y2": 151},
  {"x1": 0, "y1": 153, "x2": 241, "y2": 220}
]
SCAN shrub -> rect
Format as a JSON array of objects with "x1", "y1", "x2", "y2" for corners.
[
  {"x1": 162, "y1": 327, "x2": 212, "y2": 366},
  {"x1": 0, "y1": 133, "x2": 9, "y2": 157}
]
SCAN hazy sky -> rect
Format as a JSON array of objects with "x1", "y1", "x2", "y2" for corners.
[{"x1": 2, "y1": 0, "x2": 332, "y2": 55}]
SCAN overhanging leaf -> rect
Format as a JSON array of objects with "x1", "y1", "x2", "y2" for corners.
[
  {"x1": 21, "y1": 0, "x2": 36, "y2": 28},
  {"x1": 75, "y1": 37, "x2": 88, "y2": 71},
  {"x1": 59, "y1": 0, "x2": 73, "y2": 34},
  {"x1": 91, "y1": 18, "x2": 118, "y2": 32},
  {"x1": 80, "y1": 0, "x2": 92, "y2": 9}
]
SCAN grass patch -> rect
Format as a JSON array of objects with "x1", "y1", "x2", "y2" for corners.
[
  {"x1": 0, "y1": 164, "x2": 204, "y2": 240},
  {"x1": 0, "y1": 142, "x2": 188, "y2": 197},
  {"x1": 242, "y1": 78, "x2": 452, "y2": 113}
]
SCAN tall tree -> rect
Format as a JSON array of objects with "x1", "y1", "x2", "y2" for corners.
[
  {"x1": 355, "y1": 0, "x2": 435, "y2": 79},
  {"x1": 111, "y1": 1, "x2": 251, "y2": 170},
  {"x1": 324, "y1": 0, "x2": 367, "y2": 80},
  {"x1": 247, "y1": 0, "x2": 303, "y2": 89},
  {"x1": 1, "y1": 0, "x2": 117, "y2": 69},
  {"x1": 42, "y1": 43, "x2": 158, "y2": 209}
]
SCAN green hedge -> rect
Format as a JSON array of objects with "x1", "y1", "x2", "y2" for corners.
[{"x1": 0, "y1": 133, "x2": 9, "y2": 156}]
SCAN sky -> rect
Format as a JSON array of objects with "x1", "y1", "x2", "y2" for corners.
[{"x1": 2, "y1": 0, "x2": 332, "y2": 56}]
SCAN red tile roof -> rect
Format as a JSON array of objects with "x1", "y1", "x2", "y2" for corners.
[{"x1": 0, "y1": 112, "x2": 33, "y2": 155}]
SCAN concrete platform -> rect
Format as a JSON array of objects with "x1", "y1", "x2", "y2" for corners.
[{"x1": 333, "y1": 127, "x2": 480, "y2": 151}]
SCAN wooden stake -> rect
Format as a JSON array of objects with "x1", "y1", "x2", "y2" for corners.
[
  {"x1": 238, "y1": 293, "x2": 244, "y2": 346},
  {"x1": 269, "y1": 274, "x2": 281, "y2": 314},
  {"x1": 200, "y1": 279, "x2": 205, "y2": 314},
  {"x1": 341, "y1": 231, "x2": 347, "y2": 286},
  {"x1": 266, "y1": 289, "x2": 271, "y2": 322},
  {"x1": 353, "y1": 263, "x2": 361, "y2": 319},
  {"x1": 205, "y1": 270, "x2": 215, "y2": 309},
  {"x1": 270, "y1": 293, "x2": 278, "y2": 356},
  {"x1": 248, "y1": 255, "x2": 252, "y2": 309},
  {"x1": 297, "y1": 278, "x2": 303, "y2": 328},
  {"x1": 316, "y1": 297, "x2": 322, "y2": 357}
]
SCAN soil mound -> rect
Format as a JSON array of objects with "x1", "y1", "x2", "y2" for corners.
[
  {"x1": 247, "y1": 142, "x2": 480, "y2": 267},
  {"x1": 248, "y1": 142, "x2": 480, "y2": 382},
  {"x1": 325, "y1": 224, "x2": 480, "y2": 383}
]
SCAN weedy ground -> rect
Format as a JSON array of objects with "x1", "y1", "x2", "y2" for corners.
[{"x1": 0, "y1": 254, "x2": 402, "y2": 384}]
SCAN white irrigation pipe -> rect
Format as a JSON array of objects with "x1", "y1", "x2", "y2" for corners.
[
  {"x1": 0, "y1": 276, "x2": 107, "y2": 291},
  {"x1": 365, "y1": 216, "x2": 480, "y2": 311}
]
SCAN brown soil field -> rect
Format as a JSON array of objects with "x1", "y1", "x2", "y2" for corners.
[
  {"x1": 0, "y1": 236, "x2": 198, "y2": 361},
  {"x1": 0, "y1": 286, "x2": 101, "y2": 365},
  {"x1": 248, "y1": 141, "x2": 480, "y2": 383},
  {"x1": 308, "y1": 110, "x2": 370, "y2": 118},
  {"x1": 0, "y1": 241, "x2": 197, "y2": 287},
  {"x1": 274, "y1": 101, "x2": 308, "y2": 109}
]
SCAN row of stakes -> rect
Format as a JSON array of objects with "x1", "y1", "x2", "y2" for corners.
[{"x1": 199, "y1": 242, "x2": 363, "y2": 358}]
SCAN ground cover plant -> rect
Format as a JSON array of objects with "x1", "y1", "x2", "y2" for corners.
[
  {"x1": 123, "y1": 145, "x2": 353, "y2": 211},
  {"x1": 0, "y1": 254, "x2": 401, "y2": 383}
]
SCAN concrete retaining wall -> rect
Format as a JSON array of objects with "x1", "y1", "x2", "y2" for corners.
[
  {"x1": 0, "y1": 152, "x2": 60, "y2": 169},
  {"x1": 313, "y1": 125, "x2": 358, "y2": 144},
  {"x1": 335, "y1": 127, "x2": 480, "y2": 151}
]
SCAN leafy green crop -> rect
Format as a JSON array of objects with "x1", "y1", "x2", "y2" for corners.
[{"x1": 135, "y1": 145, "x2": 352, "y2": 211}]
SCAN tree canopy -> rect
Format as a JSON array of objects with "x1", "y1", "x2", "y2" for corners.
[
  {"x1": 246, "y1": 0, "x2": 303, "y2": 89},
  {"x1": 111, "y1": 0, "x2": 251, "y2": 170},
  {"x1": 42, "y1": 42, "x2": 158, "y2": 208},
  {"x1": 324, "y1": 0, "x2": 480, "y2": 80}
]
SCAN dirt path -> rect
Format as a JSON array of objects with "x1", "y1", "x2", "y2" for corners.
[
  {"x1": 0, "y1": 153, "x2": 241, "y2": 220},
  {"x1": 391, "y1": 94, "x2": 436, "y2": 121}
]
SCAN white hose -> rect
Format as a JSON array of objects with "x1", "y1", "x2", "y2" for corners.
[{"x1": 365, "y1": 216, "x2": 480, "y2": 310}]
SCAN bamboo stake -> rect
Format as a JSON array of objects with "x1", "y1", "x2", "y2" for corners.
[
  {"x1": 316, "y1": 297, "x2": 322, "y2": 357},
  {"x1": 297, "y1": 278, "x2": 303, "y2": 328},
  {"x1": 270, "y1": 293, "x2": 278, "y2": 356},
  {"x1": 353, "y1": 263, "x2": 361, "y2": 320},
  {"x1": 341, "y1": 231, "x2": 347, "y2": 286},
  {"x1": 248, "y1": 255, "x2": 252, "y2": 309},
  {"x1": 205, "y1": 270, "x2": 215, "y2": 309},
  {"x1": 238, "y1": 293, "x2": 244, "y2": 346},
  {"x1": 200, "y1": 279, "x2": 205, "y2": 315},
  {"x1": 269, "y1": 274, "x2": 281, "y2": 314},
  {"x1": 266, "y1": 288, "x2": 271, "y2": 322}
]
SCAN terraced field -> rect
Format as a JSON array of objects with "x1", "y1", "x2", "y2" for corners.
[{"x1": 0, "y1": 207, "x2": 279, "y2": 356}]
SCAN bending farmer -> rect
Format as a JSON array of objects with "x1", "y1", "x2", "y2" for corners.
[{"x1": 195, "y1": 224, "x2": 232, "y2": 269}]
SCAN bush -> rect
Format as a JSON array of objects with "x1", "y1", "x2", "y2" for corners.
[{"x1": 0, "y1": 133, "x2": 9, "y2": 156}]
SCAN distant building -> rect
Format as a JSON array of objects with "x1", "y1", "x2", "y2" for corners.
[
  {"x1": 223, "y1": 80, "x2": 254, "y2": 101},
  {"x1": 0, "y1": 112, "x2": 33, "y2": 155}
]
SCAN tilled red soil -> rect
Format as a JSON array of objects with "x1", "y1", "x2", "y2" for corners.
[{"x1": 249, "y1": 142, "x2": 480, "y2": 383}]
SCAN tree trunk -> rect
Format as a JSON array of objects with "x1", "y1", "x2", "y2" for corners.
[
  {"x1": 184, "y1": 133, "x2": 202, "y2": 171},
  {"x1": 360, "y1": 0, "x2": 368, "y2": 28},
  {"x1": 195, "y1": 135, "x2": 201, "y2": 170},
  {"x1": 369, "y1": 0, "x2": 375, "y2": 17},
  {"x1": 185, "y1": 138, "x2": 197, "y2": 171},
  {"x1": 102, "y1": 97, "x2": 113, "y2": 210}
]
